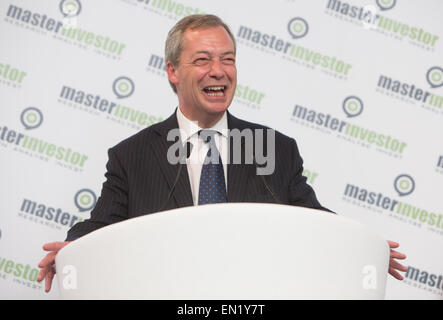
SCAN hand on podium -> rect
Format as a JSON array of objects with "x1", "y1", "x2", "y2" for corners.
[
  {"x1": 37, "y1": 241, "x2": 71, "y2": 292},
  {"x1": 34, "y1": 239, "x2": 407, "y2": 293}
]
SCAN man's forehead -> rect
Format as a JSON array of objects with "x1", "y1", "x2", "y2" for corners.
[{"x1": 182, "y1": 26, "x2": 235, "y2": 50}]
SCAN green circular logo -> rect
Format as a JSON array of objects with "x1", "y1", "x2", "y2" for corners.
[
  {"x1": 347, "y1": 101, "x2": 358, "y2": 111},
  {"x1": 74, "y1": 189, "x2": 97, "y2": 212},
  {"x1": 287, "y1": 17, "x2": 309, "y2": 39},
  {"x1": 113, "y1": 76, "x2": 135, "y2": 99},
  {"x1": 118, "y1": 82, "x2": 129, "y2": 93},
  {"x1": 399, "y1": 180, "x2": 410, "y2": 190},
  {"x1": 343, "y1": 96, "x2": 364, "y2": 118},
  {"x1": 432, "y1": 72, "x2": 442, "y2": 82},
  {"x1": 292, "y1": 23, "x2": 304, "y2": 34},
  {"x1": 60, "y1": 0, "x2": 82, "y2": 17},
  {"x1": 426, "y1": 66, "x2": 443, "y2": 88},
  {"x1": 394, "y1": 174, "x2": 415, "y2": 197},
  {"x1": 26, "y1": 112, "x2": 38, "y2": 124},
  {"x1": 80, "y1": 194, "x2": 92, "y2": 206},
  {"x1": 21, "y1": 107, "x2": 43, "y2": 130}
]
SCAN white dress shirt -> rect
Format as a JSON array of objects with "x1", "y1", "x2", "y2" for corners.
[{"x1": 176, "y1": 107, "x2": 229, "y2": 205}]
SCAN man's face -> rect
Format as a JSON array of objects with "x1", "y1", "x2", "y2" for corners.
[{"x1": 167, "y1": 26, "x2": 237, "y2": 124}]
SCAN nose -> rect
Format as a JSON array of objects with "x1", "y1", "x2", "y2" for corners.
[{"x1": 208, "y1": 59, "x2": 225, "y2": 80}]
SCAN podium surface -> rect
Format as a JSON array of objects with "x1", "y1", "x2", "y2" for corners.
[{"x1": 56, "y1": 203, "x2": 389, "y2": 299}]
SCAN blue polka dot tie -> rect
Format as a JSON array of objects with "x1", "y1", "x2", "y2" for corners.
[{"x1": 198, "y1": 130, "x2": 227, "y2": 205}]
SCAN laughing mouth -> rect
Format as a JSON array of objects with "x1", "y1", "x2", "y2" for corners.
[{"x1": 203, "y1": 86, "x2": 226, "y2": 97}]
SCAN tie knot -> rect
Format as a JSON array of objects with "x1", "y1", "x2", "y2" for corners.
[{"x1": 199, "y1": 130, "x2": 218, "y2": 144}]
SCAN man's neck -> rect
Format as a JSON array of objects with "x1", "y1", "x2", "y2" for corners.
[{"x1": 179, "y1": 107, "x2": 226, "y2": 129}]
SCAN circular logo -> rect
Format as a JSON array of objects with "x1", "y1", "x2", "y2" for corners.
[
  {"x1": 375, "y1": 0, "x2": 396, "y2": 11},
  {"x1": 342, "y1": 96, "x2": 364, "y2": 118},
  {"x1": 74, "y1": 189, "x2": 97, "y2": 212},
  {"x1": 20, "y1": 107, "x2": 43, "y2": 130},
  {"x1": 394, "y1": 174, "x2": 415, "y2": 197},
  {"x1": 112, "y1": 76, "x2": 135, "y2": 99},
  {"x1": 287, "y1": 17, "x2": 309, "y2": 39},
  {"x1": 426, "y1": 66, "x2": 443, "y2": 89},
  {"x1": 60, "y1": 0, "x2": 82, "y2": 17}
]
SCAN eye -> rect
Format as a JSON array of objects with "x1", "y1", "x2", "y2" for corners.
[
  {"x1": 194, "y1": 57, "x2": 209, "y2": 65},
  {"x1": 223, "y1": 57, "x2": 236, "y2": 64}
]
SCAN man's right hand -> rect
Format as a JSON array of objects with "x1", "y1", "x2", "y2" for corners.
[{"x1": 37, "y1": 241, "x2": 71, "y2": 292}]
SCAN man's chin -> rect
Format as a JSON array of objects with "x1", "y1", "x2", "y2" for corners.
[{"x1": 201, "y1": 102, "x2": 230, "y2": 115}]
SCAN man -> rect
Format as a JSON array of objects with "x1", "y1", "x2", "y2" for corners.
[{"x1": 37, "y1": 14, "x2": 407, "y2": 292}]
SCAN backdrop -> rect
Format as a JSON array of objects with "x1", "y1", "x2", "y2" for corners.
[{"x1": 0, "y1": 0, "x2": 442, "y2": 299}]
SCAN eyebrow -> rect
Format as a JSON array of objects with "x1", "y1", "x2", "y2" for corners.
[{"x1": 193, "y1": 51, "x2": 235, "y2": 57}]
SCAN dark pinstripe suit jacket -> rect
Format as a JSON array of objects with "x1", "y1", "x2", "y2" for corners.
[{"x1": 66, "y1": 111, "x2": 330, "y2": 241}]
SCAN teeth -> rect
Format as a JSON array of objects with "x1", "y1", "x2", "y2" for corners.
[
  {"x1": 205, "y1": 86, "x2": 224, "y2": 91},
  {"x1": 207, "y1": 92, "x2": 224, "y2": 96}
]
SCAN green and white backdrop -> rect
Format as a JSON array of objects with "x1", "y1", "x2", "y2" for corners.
[{"x1": 0, "y1": 0, "x2": 442, "y2": 299}]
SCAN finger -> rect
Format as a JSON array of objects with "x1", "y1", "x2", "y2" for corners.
[
  {"x1": 38, "y1": 261, "x2": 58, "y2": 282},
  {"x1": 38, "y1": 251, "x2": 57, "y2": 268},
  {"x1": 387, "y1": 240, "x2": 399, "y2": 249},
  {"x1": 45, "y1": 267, "x2": 55, "y2": 293},
  {"x1": 389, "y1": 267, "x2": 404, "y2": 280},
  {"x1": 390, "y1": 250, "x2": 406, "y2": 260},
  {"x1": 37, "y1": 253, "x2": 56, "y2": 282},
  {"x1": 43, "y1": 241, "x2": 68, "y2": 252},
  {"x1": 390, "y1": 259, "x2": 409, "y2": 272},
  {"x1": 37, "y1": 265, "x2": 50, "y2": 282}
]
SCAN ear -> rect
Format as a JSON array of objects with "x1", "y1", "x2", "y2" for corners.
[{"x1": 166, "y1": 61, "x2": 179, "y2": 87}]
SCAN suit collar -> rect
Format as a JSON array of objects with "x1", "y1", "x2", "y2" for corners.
[
  {"x1": 153, "y1": 109, "x2": 247, "y2": 135},
  {"x1": 176, "y1": 107, "x2": 229, "y2": 141}
]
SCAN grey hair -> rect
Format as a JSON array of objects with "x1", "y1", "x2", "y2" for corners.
[{"x1": 165, "y1": 14, "x2": 236, "y2": 93}]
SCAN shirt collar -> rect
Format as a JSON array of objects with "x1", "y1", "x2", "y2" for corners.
[{"x1": 176, "y1": 106, "x2": 228, "y2": 142}]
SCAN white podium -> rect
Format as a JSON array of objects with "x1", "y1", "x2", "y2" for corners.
[{"x1": 56, "y1": 203, "x2": 389, "y2": 299}]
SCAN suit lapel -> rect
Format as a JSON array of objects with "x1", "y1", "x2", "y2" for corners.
[
  {"x1": 151, "y1": 111, "x2": 193, "y2": 208},
  {"x1": 226, "y1": 112, "x2": 254, "y2": 202}
]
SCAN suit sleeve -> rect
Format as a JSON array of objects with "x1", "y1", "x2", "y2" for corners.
[
  {"x1": 66, "y1": 147, "x2": 129, "y2": 241},
  {"x1": 287, "y1": 138, "x2": 335, "y2": 214}
]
